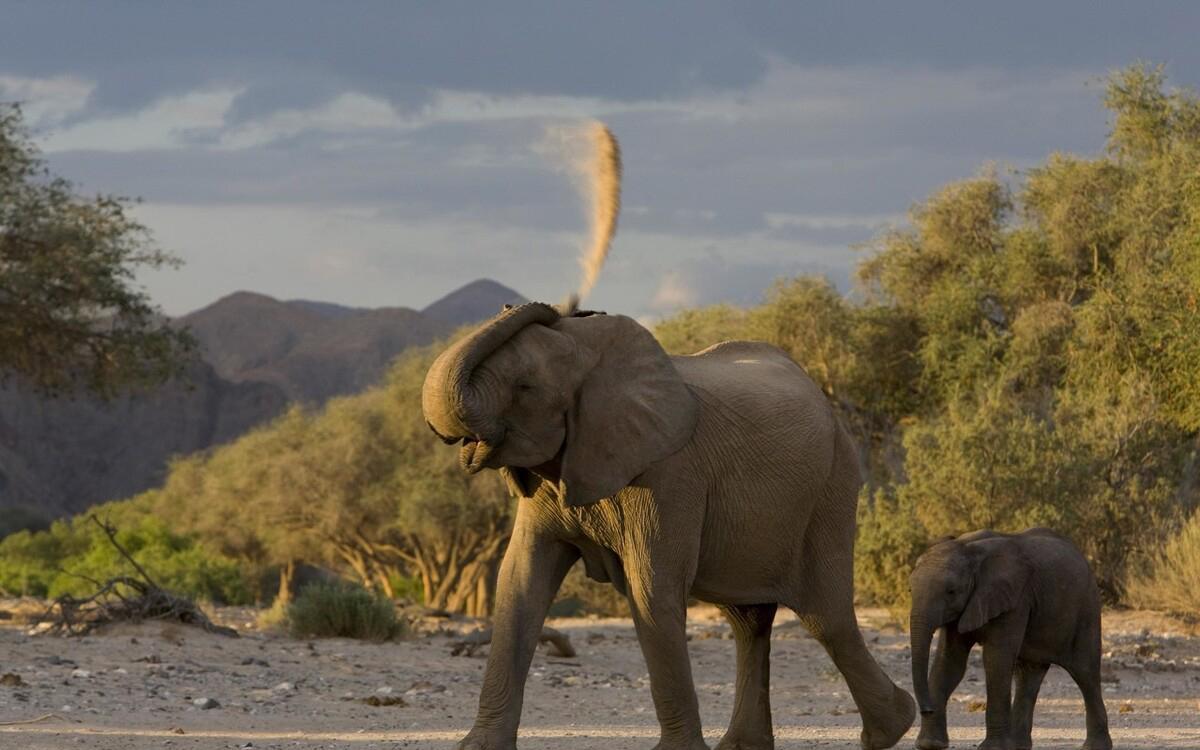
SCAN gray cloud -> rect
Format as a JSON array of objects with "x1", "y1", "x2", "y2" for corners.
[
  {"x1": 3, "y1": 3, "x2": 1199, "y2": 317},
  {"x1": 5, "y1": 2, "x2": 1198, "y2": 121}
]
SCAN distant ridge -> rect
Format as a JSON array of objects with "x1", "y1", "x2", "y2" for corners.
[
  {"x1": 286, "y1": 299, "x2": 363, "y2": 319},
  {"x1": 422, "y1": 279, "x2": 527, "y2": 326},
  {"x1": 0, "y1": 278, "x2": 525, "y2": 525}
]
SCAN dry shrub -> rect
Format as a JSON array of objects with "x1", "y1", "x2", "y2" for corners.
[
  {"x1": 286, "y1": 582, "x2": 404, "y2": 641},
  {"x1": 1125, "y1": 511, "x2": 1200, "y2": 620}
]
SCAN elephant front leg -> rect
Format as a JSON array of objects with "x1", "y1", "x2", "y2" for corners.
[
  {"x1": 628, "y1": 589, "x2": 708, "y2": 749},
  {"x1": 979, "y1": 642, "x2": 1019, "y2": 750},
  {"x1": 459, "y1": 525, "x2": 578, "y2": 750},
  {"x1": 918, "y1": 629, "x2": 972, "y2": 750},
  {"x1": 716, "y1": 603, "x2": 777, "y2": 750}
]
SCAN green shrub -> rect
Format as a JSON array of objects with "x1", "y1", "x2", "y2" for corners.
[
  {"x1": 854, "y1": 488, "x2": 929, "y2": 621},
  {"x1": 1125, "y1": 511, "x2": 1200, "y2": 620},
  {"x1": 286, "y1": 582, "x2": 404, "y2": 640},
  {"x1": 0, "y1": 505, "x2": 252, "y2": 604}
]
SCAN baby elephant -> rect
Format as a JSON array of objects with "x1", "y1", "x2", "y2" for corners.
[{"x1": 909, "y1": 528, "x2": 1111, "y2": 750}]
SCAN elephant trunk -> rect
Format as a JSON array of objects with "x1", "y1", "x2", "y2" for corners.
[
  {"x1": 421, "y1": 302, "x2": 561, "y2": 444},
  {"x1": 910, "y1": 611, "x2": 937, "y2": 716}
]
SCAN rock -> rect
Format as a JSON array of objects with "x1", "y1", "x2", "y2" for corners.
[
  {"x1": 71, "y1": 669, "x2": 91, "y2": 679},
  {"x1": 272, "y1": 681, "x2": 295, "y2": 693},
  {"x1": 375, "y1": 686, "x2": 395, "y2": 695},
  {"x1": 363, "y1": 695, "x2": 406, "y2": 707},
  {"x1": 193, "y1": 697, "x2": 220, "y2": 710},
  {"x1": 405, "y1": 680, "x2": 446, "y2": 695},
  {"x1": 240, "y1": 657, "x2": 269, "y2": 667},
  {"x1": 0, "y1": 672, "x2": 25, "y2": 687}
]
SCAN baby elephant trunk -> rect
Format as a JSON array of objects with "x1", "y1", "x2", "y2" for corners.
[{"x1": 909, "y1": 614, "x2": 937, "y2": 715}]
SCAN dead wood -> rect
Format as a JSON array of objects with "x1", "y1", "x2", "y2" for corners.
[
  {"x1": 450, "y1": 625, "x2": 576, "y2": 658},
  {"x1": 34, "y1": 516, "x2": 238, "y2": 638}
]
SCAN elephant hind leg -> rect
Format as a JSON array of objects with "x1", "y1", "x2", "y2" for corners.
[
  {"x1": 790, "y1": 606, "x2": 916, "y2": 750},
  {"x1": 1011, "y1": 660, "x2": 1049, "y2": 750},
  {"x1": 716, "y1": 603, "x2": 777, "y2": 750},
  {"x1": 1064, "y1": 631, "x2": 1113, "y2": 750},
  {"x1": 785, "y1": 441, "x2": 915, "y2": 749},
  {"x1": 786, "y1": 524, "x2": 915, "y2": 748}
]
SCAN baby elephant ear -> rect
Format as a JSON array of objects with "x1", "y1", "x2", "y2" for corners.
[
  {"x1": 553, "y1": 314, "x2": 699, "y2": 507},
  {"x1": 958, "y1": 541, "x2": 1033, "y2": 633}
]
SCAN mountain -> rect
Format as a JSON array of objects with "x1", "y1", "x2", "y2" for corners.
[
  {"x1": 179, "y1": 294, "x2": 454, "y2": 403},
  {"x1": 0, "y1": 279, "x2": 526, "y2": 527},
  {"x1": 421, "y1": 279, "x2": 526, "y2": 327}
]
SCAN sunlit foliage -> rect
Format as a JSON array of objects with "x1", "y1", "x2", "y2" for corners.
[{"x1": 0, "y1": 104, "x2": 193, "y2": 397}]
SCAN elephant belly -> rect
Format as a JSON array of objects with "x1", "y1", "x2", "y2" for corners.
[
  {"x1": 687, "y1": 483, "x2": 821, "y2": 605},
  {"x1": 681, "y1": 380, "x2": 838, "y2": 605}
]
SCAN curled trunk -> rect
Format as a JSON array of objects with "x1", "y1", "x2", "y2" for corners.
[{"x1": 422, "y1": 302, "x2": 560, "y2": 442}]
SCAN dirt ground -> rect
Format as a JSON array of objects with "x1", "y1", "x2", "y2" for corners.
[{"x1": 0, "y1": 602, "x2": 1196, "y2": 750}]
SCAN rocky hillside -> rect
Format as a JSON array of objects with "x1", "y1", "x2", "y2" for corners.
[{"x1": 0, "y1": 279, "x2": 524, "y2": 526}]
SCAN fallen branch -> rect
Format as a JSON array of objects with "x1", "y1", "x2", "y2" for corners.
[
  {"x1": 450, "y1": 626, "x2": 576, "y2": 658},
  {"x1": 33, "y1": 517, "x2": 237, "y2": 638}
]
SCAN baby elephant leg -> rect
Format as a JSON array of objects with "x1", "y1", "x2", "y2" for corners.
[
  {"x1": 980, "y1": 642, "x2": 1018, "y2": 750},
  {"x1": 1065, "y1": 662, "x2": 1112, "y2": 750},
  {"x1": 1010, "y1": 660, "x2": 1049, "y2": 750},
  {"x1": 917, "y1": 629, "x2": 972, "y2": 750}
]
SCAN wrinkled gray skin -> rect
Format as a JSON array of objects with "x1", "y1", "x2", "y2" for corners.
[
  {"x1": 422, "y1": 303, "x2": 916, "y2": 750},
  {"x1": 909, "y1": 528, "x2": 1112, "y2": 750}
]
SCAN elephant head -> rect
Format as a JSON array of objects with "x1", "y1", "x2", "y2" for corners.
[
  {"x1": 421, "y1": 302, "x2": 699, "y2": 507},
  {"x1": 908, "y1": 535, "x2": 1032, "y2": 715}
]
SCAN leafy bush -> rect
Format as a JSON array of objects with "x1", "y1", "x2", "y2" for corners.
[
  {"x1": 854, "y1": 488, "x2": 929, "y2": 620},
  {"x1": 0, "y1": 502, "x2": 251, "y2": 604},
  {"x1": 1125, "y1": 511, "x2": 1200, "y2": 620},
  {"x1": 286, "y1": 582, "x2": 404, "y2": 641}
]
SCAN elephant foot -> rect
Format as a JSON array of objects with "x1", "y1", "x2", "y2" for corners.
[
  {"x1": 916, "y1": 713, "x2": 949, "y2": 750},
  {"x1": 457, "y1": 728, "x2": 517, "y2": 750},
  {"x1": 715, "y1": 732, "x2": 774, "y2": 750},
  {"x1": 1012, "y1": 723, "x2": 1033, "y2": 750},
  {"x1": 1081, "y1": 736, "x2": 1113, "y2": 750},
  {"x1": 977, "y1": 737, "x2": 1016, "y2": 750},
  {"x1": 860, "y1": 684, "x2": 917, "y2": 750}
]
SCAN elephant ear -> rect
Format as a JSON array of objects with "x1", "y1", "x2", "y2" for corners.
[
  {"x1": 552, "y1": 314, "x2": 699, "y2": 507},
  {"x1": 958, "y1": 541, "x2": 1033, "y2": 633}
]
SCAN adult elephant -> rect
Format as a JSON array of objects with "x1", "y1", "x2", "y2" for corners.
[{"x1": 422, "y1": 302, "x2": 915, "y2": 750}]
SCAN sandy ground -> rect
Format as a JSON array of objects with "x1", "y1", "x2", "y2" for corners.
[{"x1": 0, "y1": 603, "x2": 1197, "y2": 750}]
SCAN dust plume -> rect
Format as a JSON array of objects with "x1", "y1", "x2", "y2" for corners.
[{"x1": 539, "y1": 121, "x2": 622, "y2": 312}]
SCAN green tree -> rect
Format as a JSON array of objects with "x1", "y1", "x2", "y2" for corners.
[{"x1": 0, "y1": 103, "x2": 192, "y2": 397}]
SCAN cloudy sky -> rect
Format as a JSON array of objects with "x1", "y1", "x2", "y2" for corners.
[{"x1": 2, "y1": 2, "x2": 1198, "y2": 318}]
